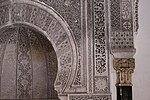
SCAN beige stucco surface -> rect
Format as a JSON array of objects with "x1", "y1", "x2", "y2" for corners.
[{"x1": 133, "y1": 0, "x2": 150, "y2": 100}]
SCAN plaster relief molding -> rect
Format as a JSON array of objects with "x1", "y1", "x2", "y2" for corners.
[
  {"x1": 37, "y1": 0, "x2": 86, "y2": 92},
  {"x1": 113, "y1": 58, "x2": 135, "y2": 86}
]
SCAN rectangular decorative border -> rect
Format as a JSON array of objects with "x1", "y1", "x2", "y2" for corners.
[
  {"x1": 93, "y1": 0, "x2": 110, "y2": 93},
  {"x1": 69, "y1": 94, "x2": 111, "y2": 100}
]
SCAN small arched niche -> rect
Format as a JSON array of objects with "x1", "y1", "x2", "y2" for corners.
[{"x1": 0, "y1": 25, "x2": 59, "y2": 100}]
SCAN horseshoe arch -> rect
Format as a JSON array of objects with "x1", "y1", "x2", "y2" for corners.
[{"x1": 0, "y1": 0, "x2": 77, "y2": 94}]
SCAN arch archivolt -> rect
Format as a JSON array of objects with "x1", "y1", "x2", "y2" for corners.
[{"x1": 0, "y1": 0, "x2": 77, "y2": 93}]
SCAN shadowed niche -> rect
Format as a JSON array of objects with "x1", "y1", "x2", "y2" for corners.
[{"x1": 0, "y1": 25, "x2": 60, "y2": 100}]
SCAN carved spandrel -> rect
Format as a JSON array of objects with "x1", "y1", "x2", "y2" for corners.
[
  {"x1": 113, "y1": 58, "x2": 135, "y2": 86},
  {"x1": 39, "y1": 0, "x2": 83, "y2": 88}
]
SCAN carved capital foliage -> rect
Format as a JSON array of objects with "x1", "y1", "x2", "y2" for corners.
[{"x1": 113, "y1": 58, "x2": 135, "y2": 86}]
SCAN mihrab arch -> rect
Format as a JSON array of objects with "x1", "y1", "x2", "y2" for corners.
[
  {"x1": 0, "y1": 25, "x2": 60, "y2": 99},
  {"x1": 0, "y1": 0, "x2": 77, "y2": 99}
]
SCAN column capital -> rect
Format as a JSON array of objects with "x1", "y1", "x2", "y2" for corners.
[{"x1": 113, "y1": 58, "x2": 135, "y2": 86}]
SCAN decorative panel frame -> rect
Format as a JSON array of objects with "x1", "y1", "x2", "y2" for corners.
[
  {"x1": 93, "y1": 0, "x2": 110, "y2": 94},
  {"x1": 69, "y1": 94, "x2": 111, "y2": 100}
]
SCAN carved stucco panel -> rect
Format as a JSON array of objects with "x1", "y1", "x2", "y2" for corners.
[{"x1": 93, "y1": 0, "x2": 110, "y2": 93}]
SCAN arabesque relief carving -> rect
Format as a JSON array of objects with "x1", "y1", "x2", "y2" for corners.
[{"x1": 0, "y1": 0, "x2": 139, "y2": 99}]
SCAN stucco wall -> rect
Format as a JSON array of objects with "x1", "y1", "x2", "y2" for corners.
[{"x1": 133, "y1": 0, "x2": 150, "y2": 100}]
